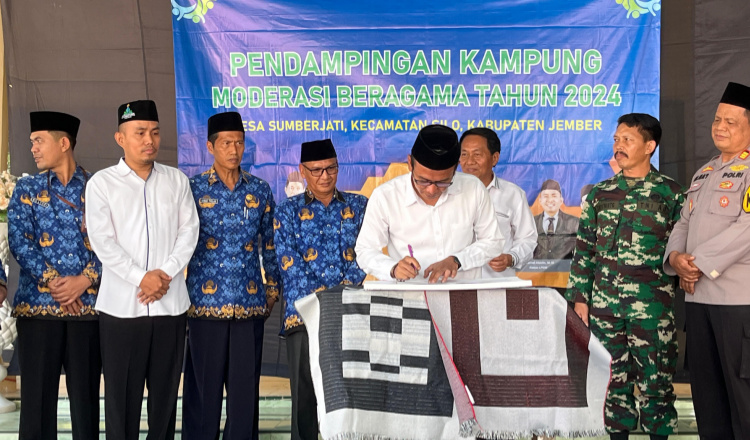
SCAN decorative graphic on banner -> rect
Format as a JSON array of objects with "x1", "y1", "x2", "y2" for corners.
[{"x1": 172, "y1": 0, "x2": 660, "y2": 286}]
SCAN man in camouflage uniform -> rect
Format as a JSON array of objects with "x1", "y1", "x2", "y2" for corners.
[{"x1": 566, "y1": 113, "x2": 684, "y2": 440}]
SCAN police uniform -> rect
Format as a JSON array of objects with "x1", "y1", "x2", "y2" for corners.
[
  {"x1": 567, "y1": 167, "x2": 684, "y2": 436},
  {"x1": 275, "y1": 139, "x2": 368, "y2": 440},
  {"x1": 8, "y1": 111, "x2": 101, "y2": 439},
  {"x1": 183, "y1": 111, "x2": 281, "y2": 440},
  {"x1": 664, "y1": 84, "x2": 750, "y2": 438}
]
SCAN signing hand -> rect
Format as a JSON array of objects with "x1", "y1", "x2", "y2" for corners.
[
  {"x1": 423, "y1": 256, "x2": 459, "y2": 284},
  {"x1": 138, "y1": 270, "x2": 172, "y2": 305},
  {"x1": 391, "y1": 256, "x2": 421, "y2": 281},
  {"x1": 574, "y1": 302, "x2": 589, "y2": 327},
  {"x1": 488, "y1": 254, "x2": 513, "y2": 272},
  {"x1": 50, "y1": 275, "x2": 92, "y2": 306}
]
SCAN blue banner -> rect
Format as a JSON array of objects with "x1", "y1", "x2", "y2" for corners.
[{"x1": 172, "y1": 0, "x2": 660, "y2": 206}]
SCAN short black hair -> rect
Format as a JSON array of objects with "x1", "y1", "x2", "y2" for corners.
[
  {"x1": 459, "y1": 127, "x2": 501, "y2": 155},
  {"x1": 49, "y1": 130, "x2": 76, "y2": 150},
  {"x1": 617, "y1": 113, "x2": 662, "y2": 147}
]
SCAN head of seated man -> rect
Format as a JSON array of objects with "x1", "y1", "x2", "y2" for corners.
[{"x1": 408, "y1": 124, "x2": 460, "y2": 206}]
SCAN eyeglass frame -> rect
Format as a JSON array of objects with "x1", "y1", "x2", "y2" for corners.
[
  {"x1": 411, "y1": 174, "x2": 454, "y2": 189},
  {"x1": 301, "y1": 162, "x2": 339, "y2": 177}
]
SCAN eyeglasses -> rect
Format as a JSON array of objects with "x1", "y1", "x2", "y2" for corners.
[
  {"x1": 302, "y1": 163, "x2": 339, "y2": 177},
  {"x1": 412, "y1": 175, "x2": 453, "y2": 188}
]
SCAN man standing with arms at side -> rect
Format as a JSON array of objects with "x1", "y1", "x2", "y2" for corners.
[
  {"x1": 459, "y1": 127, "x2": 537, "y2": 276},
  {"x1": 86, "y1": 100, "x2": 199, "y2": 440},
  {"x1": 356, "y1": 124, "x2": 503, "y2": 282},
  {"x1": 183, "y1": 112, "x2": 281, "y2": 440},
  {"x1": 8, "y1": 111, "x2": 101, "y2": 439},
  {"x1": 567, "y1": 113, "x2": 683, "y2": 440},
  {"x1": 664, "y1": 82, "x2": 750, "y2": 439},
  {"x1": 275, "y1": 139, "x2": 368, "y2": 440}
]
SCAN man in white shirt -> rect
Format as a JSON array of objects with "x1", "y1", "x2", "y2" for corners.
[
  {"x1": 356, "y1": 124, "x2": 504, "y2": 282},
  {"x1": 459, "y1": 127, "x2": 537, "y2": 277},
  {"x1": 85, "y1": 100, "x2": 199, "y2": 440}
]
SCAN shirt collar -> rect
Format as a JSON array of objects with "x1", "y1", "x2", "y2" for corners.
[
  {"x1": 206, "y1": 165, "x2": 251, "y2": 186},
  {"x1": 115, "y1": 157, "x2": 164, "y2": 177},
  {"x1": 304, "y1": 188, "x2": 346, "y2": 205},
  {"x1": 543, "y1": 212, "x2": 558, "y2": 221},
  {"x1": 48, "y1": 164, "x2": 87, "y2": 184}
]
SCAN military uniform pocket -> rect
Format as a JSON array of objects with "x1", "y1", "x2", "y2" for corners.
[
  {"x1": 741, "y1": 322, "x2": 750, "y2": 379},
  {"x1": 595, "y1": 205, "x2": 620, "y2": 251}
]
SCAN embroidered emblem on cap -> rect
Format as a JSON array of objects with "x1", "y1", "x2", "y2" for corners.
[
  {"x1": 719, "y1": 181, "x2": 734, "y2": 189},
  {"x1": 720, "y1": 196, "x2": 730, "y2": 208},
  {"x1": 731, "y1": 164, "x2": 748, "y2": 171},
  {"x1": 121, "y1": 104, "x2": 135, "y2": 120},
  {"x1": 702, "y1": 166, "x2": 714, "y2": 172}
]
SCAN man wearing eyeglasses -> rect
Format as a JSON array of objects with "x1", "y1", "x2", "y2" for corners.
[
  {"x1": 356, "y1": 124, "x2": 504, "y2": 283},
  {"x1": 274, "y1": 139, "x2": 368, "y2": 440}
]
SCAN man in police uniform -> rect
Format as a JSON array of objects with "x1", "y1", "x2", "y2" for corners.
[
  {"x1": 275, "y1": 139, "x2": 368, "y2": 440},
  {"x1": 567, "y1": 113, "x2": 683, "y2": 440},
  {"x1": 183, "y1": 112, "x2": 281, "y2": 439},
  {"x1": 664, "y1": 82, "x2": 750, "y2": 439},
  {"x1": 9, "y1": 111, "x2": 101, "y2": 439}
]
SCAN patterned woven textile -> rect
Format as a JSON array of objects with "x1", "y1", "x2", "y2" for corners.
[{"x1": 296, "y1": 286, "x2": 611, "y2": 439}]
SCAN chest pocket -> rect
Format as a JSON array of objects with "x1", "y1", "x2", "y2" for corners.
[
  {"x1": 708, "y1": 181, "x2": 743, "y2": 217},
  {"x1": 594, "y1": 200, "x2": 620, "y2": 251},
  {"x1": 494, "y1": 209, "x2": 512, "y2": 237}
]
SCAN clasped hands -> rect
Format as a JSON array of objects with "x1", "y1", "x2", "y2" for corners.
[
  {"x1": 391, "y1": 255, "x2": 459, "y2": 283},
  {"x1": 138, "y1": 269, "x2": 172, "y2": 305},
  {"x1": 668, "y1": 251, "x2": 702, "y2": 294},
  {"x1": 49, "y1": 275, "x2": 92, "y2": 315}
]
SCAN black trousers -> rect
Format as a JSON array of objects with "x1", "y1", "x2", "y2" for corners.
[
  {"x1": 99, "y1": 313, "x2": 186, "y2": 440},
  {"x1": 286, "y1": 329, "x2": 319, "y2": 440},
  {"x1": 685, "y1": 303, "x2": 750, "y2": 440},
  {"x1": 16, "y1": 318, "x2": 101, "y2": 440},
  {"x1": 182, "y1": 318, "x2": 265, "y2": 440}
]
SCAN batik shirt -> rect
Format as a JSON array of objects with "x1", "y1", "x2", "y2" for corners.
[
  {"x1": 566, "y1": 167, "x2": 684, "y2": 320},
  {"x1": 9, "y1": 167, "x2": 100, "y2": 319},
  {"x1": 187, "y1": 167, "x2": 281, "y2": 319},
  {"x1": 275, "y1": 189, "x2": 367, "y2": 332}
]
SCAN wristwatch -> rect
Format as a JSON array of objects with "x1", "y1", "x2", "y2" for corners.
[{"x1": 452, "y1": 256, "x2": 462, "y2": 270}]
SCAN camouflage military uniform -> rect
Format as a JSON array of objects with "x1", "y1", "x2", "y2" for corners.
[{"x1": 566, "y1": 166, "x2": 685, "y2": 435}]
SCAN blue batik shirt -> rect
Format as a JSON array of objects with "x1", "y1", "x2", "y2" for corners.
[
  {"x1": 8, "y1": 167, "x2": 100, "y2": 319},
  {"x1": 187, "y1": 167, "x2": 281, "y2": 319},
  {"x1": 275, "y1": 189, "x2": 367, "y2": 332}
]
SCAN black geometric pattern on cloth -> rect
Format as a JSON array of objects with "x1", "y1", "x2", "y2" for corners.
[{"x1": 318, "y1": 286, "x2": 453, "y2": 416}]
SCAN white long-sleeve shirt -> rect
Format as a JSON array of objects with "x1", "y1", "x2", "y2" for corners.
[
  {"x1": 85, "y1": 159, "x2": 199, "y2": 318},
  {"x1": 355, "y1": 172, "x2": 504, "y2": 281},
  {"x1": 483, "y1": 176, "x2": 538, "y2": 277}
]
